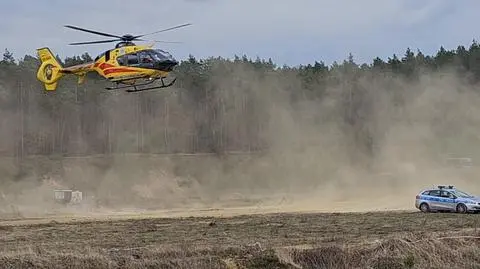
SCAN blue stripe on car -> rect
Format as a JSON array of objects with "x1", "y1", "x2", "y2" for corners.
[{"x1": 419, "y1": 196, "x2": 471, "y2": 203}]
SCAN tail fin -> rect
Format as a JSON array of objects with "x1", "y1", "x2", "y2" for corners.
[{"x1": 36, "y1": 47, "x2": 64, "y2": 91}]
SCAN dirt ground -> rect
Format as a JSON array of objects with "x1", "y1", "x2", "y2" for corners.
[{"x1": 1, "y1": 209, "x2": 480, "y2": 268}]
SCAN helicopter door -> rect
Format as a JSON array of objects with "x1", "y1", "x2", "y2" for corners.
[{"x1": 138, "y1": 51, "x2": 154, "y2": 68}]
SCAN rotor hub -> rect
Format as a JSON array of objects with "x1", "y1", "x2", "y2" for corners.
[{"x1": 122, "y1": 34, "x2": 135, "y2": 41}]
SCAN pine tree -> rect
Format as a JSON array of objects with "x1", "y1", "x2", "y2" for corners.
[{"x1": 1, "y1": 48, "x2": 15, "y2": 64}]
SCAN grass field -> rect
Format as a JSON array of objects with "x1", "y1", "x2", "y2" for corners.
[{"x1": 1, "y1": 210, "x2": 480, "y2": 268}]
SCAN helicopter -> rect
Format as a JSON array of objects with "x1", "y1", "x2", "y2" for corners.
[{"x1": 36, "y1": 23, "x2": 191, "y2": 93}]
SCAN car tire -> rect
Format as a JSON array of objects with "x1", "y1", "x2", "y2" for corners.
[
  {"x1": 420, "y1": 203, "x2": 430, "y2": 213},
  {"x1": 456, "y1": 204, "x2": 467, "y2": 214}
]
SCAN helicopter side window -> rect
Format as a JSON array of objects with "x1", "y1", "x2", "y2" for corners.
[
  {"x1": 117, "y1": 55, "x2": 126, "y2": 66},
  {"x1": 126, "y1": 54, "x2": 139, "y2": 66},
  {"x1": 116, "y1": 53, "x2": 139, "y2": 66}
]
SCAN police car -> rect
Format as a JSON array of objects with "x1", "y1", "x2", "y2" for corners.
[{"x1": 415, "y1": 185, "x2": 480, "y2": 213}]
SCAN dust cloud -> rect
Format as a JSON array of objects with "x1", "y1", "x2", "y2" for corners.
[{"x1": 2, "y1": 62, "x2": 480, "y2": 219}]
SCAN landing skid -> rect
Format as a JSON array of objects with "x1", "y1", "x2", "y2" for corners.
[{"x1": 105, "y1": 77, "x2": 176, "y2": 93}]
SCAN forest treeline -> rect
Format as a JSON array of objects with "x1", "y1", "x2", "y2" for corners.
[{"x1": 1, "y1": 40, "x2": 480, "y2": 160}]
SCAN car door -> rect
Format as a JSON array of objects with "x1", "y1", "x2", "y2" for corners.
[
  {"x1": 427, "y1": 190, "x2": 442, "y2": 210},
  {"x1": 439, "y1": 190, "x2": 456, "y2": 210}
]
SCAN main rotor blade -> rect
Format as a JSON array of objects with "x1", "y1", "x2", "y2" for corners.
[
  {"x1": 153, "y1": 41, "x2": 183, "y2": 44},
  {"x1": 65, "y1": 25, "x2": 123, "y2": 39},
  {"x1": 69, "y1": 39, "x2": 121, "y2": 45},
  {"x1": 134, "y1": 23, "x2": 192, "y2": 38},
  {"x1": 140, "y1": 39, "x2": 184, "y2": 44}
]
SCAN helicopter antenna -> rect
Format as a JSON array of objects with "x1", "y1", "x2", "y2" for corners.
[{"x1": 64, "y1": 23, "x2": 192, "y2": 45}]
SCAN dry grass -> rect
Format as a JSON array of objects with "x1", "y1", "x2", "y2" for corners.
[{"x1": 1, "y1": 211, "x2": 480, "y2": 268}]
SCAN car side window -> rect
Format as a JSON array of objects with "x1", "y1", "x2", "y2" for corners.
[
  {"x1": 429, "y1": 190, "x2": 440, "y2": 197},
  {"x1": 440, "y1": 191, "x2": 450, "y2": 197}
]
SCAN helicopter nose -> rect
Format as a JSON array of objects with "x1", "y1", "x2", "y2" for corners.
[{"x1": 156, "y1": 60, "x2": 178, "y2": 72}]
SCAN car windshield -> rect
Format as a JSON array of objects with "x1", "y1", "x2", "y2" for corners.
[{"x1": 451, "y1": 190, "x2": 474, "y2": 198}]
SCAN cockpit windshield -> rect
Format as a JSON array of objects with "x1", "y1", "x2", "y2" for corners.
[{"x1": 149, "y1": 49, "x2": 175, "y2": 61}]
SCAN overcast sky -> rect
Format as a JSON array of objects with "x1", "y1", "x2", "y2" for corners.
[{"x1": 2, "y1": 0, "x2": 479, "y2": 66}]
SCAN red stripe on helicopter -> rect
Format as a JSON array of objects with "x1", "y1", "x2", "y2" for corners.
[
  {"x1": 98, "y1": 63, "x2": 115, "y2": 69},
  {"x1": 103, "y1": 68, "x2": 138, "y2": 75}
]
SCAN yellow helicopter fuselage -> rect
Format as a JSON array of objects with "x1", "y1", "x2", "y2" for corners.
[{"x1": 36, "y1": 43, "x2": 178, "y2": 91}]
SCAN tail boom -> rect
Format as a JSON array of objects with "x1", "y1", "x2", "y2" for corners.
[{"x1": 36, "y1": 47, "x2": 94, "y2": 91}]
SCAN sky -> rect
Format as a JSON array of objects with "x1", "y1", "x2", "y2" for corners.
[{"x1": 1, "y1": 0, "x2": 480, "y2": 67}]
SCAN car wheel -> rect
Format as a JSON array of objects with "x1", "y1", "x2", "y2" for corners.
[
  {"x1": 420, "y1": 203, "x2": 429, "y2": 213},
  {"x1": 456, "y1": 204, "x2": 467, "y2": 214}
]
